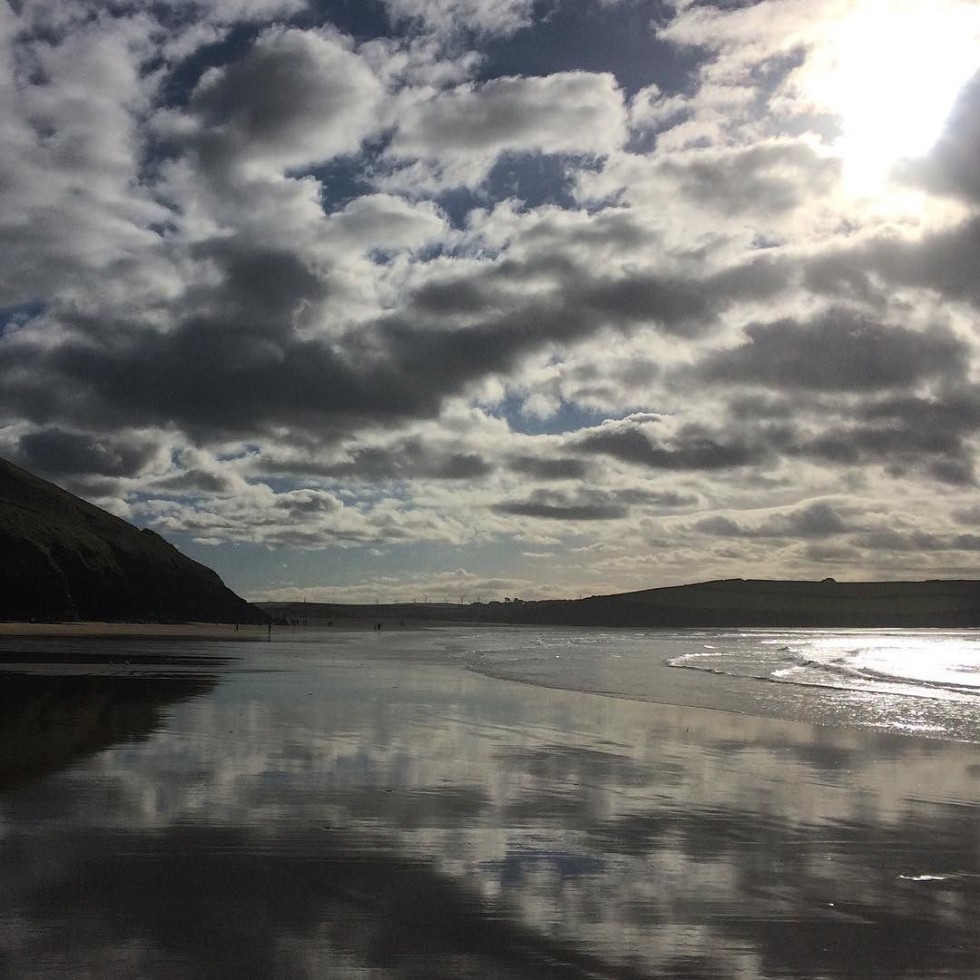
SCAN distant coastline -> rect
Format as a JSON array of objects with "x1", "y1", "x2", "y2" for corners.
[
  {"x1": 5, "y1": 579, "x2": 980, "y2": 636},
  {"x1": 261, "y1": 578, "x2": 980, "y2": 630}
]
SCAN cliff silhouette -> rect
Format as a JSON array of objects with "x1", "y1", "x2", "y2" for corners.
[{"x1": 0, "y1": 457, "x2": 265, "y2": 624}]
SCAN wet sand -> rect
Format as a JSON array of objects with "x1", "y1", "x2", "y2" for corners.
[{"x1": 0, "y1": 628, "x2": 978, "y2": 979}]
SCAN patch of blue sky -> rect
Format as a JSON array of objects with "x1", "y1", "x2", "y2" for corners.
[
  {"x1": 479, "y1": 0, "x2": 696, "y2": 98},
  {"x1": 490, "y1": 394, "x2": 609, "y2": 436},
  {"x1": 431, "y1": 151, "x2": 597, "y2": 230},
  {"x1": 0, "y1": 300, "x2": 45, "y2": 336},
  {"x1": 295, "y1": 0, "x2": 392, "y2": 42},
  {"x1": 302, "y1": 145, "x2": 384, "y2": 215},
  {"x1": 432, "y1": 185, "x2": 489, "y2": 231},
  {"x1": 485, "y1": 151, "x2": 588, "y2": 211},
  {"x1": 154, "y1": 21, "x2": 262, "y2": 109}
]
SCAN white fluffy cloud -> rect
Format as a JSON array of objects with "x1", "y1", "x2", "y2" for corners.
[
  {"x1": 382, "y1": 0, "x2": 534, "y2": 39},
  {"x1": 385, "y1": 71, "x2": 628, "y2": 188}
]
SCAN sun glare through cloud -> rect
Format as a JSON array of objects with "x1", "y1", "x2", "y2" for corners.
[{"x1": 802, "y1": 0, "x2": 980, "y2": 193}]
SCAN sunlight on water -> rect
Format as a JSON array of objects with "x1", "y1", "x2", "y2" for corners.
[
  {"x1": 803, "y1": 633, "x2": 980, "y2": 691},
  {"x1": 464, "y1": 628, "x2": 980, "y2": 742},
  {"x1": 668, "y1": 629, "x2": 980, "y2": 695}
]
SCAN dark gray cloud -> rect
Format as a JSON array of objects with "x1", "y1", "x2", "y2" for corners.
[
  {"x1": 796, "y1": 423, "x2": 975, "y2": 485},
  {"x1": 575, "y1": 424, "x2": 765, "y2": 471},
  {"x1": 701, "y1": 311, "x2": 967, "y2": 392},
  {"x1": 903, "y1": 69, "x2": 980, "y2": 204},
  {"x1": 15, "y1": 428, "x2": 160, "y2": 480},
  {"x1": 578, "y1": 255, "x2": 785, "y2": 337},
  {"x1": 852, "y1": 529, "x2": 946, "y2": 553},
  {"x1": 726, "y1": 393, "x2": 810, "y2": 421},
  {"x1": 0, "y1": 239, "x2": 790, "y2": 443},
  {"x1": 152, "y1": 468, "x2": 241, "y2": 494},
  {"x1": 860, "y1": 390, "x2": 980, "y2": 435},
  {"x1": 695, "y1": 502, "x2": 850, "y2": 539},
  {"x1": 508, "y1": 456, "x2": 591, "y2": 480},
  {"x1": 806, "y1": 218, "x2": 980, "y2": 311},
  {"x1": 494, "y1": 489, "x2": 627, "y2": 521},
  {"x1": 268, "y1": 440, "x2": 494, "y2": 481},
  {"x1": 180, "y1": 26, "x2": 383, "y2": 175}
]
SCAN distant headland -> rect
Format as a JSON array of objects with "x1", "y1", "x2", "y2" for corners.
[{"x1": 262, "y1": 578, "x2": 980, "y2": 630}]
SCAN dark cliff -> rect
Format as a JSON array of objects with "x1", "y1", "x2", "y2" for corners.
[{"x1": 0, "y1": 457, "x2": 266, "y2": 624}]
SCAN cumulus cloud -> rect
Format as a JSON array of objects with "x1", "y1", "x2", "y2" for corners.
[
  {"x1": 700, "y1": 311, "x2": 968, "y2": 392},
  {"x1": 170, "y1": 26, "x2": 384, "y2": 178},
  {"x1": 386, "y1": 72, "x2": 628, "y2": 188}
]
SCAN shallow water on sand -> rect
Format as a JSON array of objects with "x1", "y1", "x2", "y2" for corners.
[{"x1": 1, "y1": 627, "x2": 979, "y2": 979}]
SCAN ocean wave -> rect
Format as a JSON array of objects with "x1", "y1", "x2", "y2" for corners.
[{"x1": 671, "y1": 633, "x2": 980, "y2": 704}]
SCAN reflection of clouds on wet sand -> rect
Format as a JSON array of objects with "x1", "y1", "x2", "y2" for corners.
[
  {"x1": 1, "y1": 636, "x2": 979, "y2": 978},
  {"x1": 0, "y1": 665, "x2": 221, "y2": 793},
  {"x1": 1, "y1": 822, "x2": 652, "y2": 980}
]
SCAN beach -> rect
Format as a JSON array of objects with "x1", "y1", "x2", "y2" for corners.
[
  {"x1": 1, "y1": 626, "x2": 978, "y2": 978},
  {"x1": 0, "y1": 621, "x2": 270, "y2": 640}
]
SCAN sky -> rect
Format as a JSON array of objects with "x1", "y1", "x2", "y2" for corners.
[{"x1": 2, "y1": 0, "x2": 980, "y2": 603}]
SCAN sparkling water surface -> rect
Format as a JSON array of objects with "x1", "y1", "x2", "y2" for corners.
[{"x1": 1, "y1": 626, "x2": 978, "y2": 979}]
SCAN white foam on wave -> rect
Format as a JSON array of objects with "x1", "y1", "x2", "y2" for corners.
[{"x1": 672, "y1": 630, "x2": 980, "y2": 704}]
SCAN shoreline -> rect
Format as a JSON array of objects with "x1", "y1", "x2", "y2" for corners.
[{"x1": 0, "y1": 622, "x2": 270, "y2": 640}]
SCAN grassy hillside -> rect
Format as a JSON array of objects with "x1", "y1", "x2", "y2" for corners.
[
  {"x1": 0, "y1": 457, "x2": 266, "y2": 624},
  {"x1": 264, "y1": 578, "x2": 980, "y2": 629}
]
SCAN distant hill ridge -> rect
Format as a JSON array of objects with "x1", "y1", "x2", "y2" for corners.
[
  {"x1": 264, "y1": 577, "x2": 980, "y2": 628},
  {"x1": 0, "y1": 457, "x2": 265, "y2": 624}
]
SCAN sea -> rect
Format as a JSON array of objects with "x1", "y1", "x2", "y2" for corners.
[
  {"x1": 1, "y1": 626, "x2": 979, "y2": 978},
  {"x1": 463, "y1": 626, "x2": 980, "y2": 742}
]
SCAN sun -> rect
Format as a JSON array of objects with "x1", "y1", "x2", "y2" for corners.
[{"x1": 800, "y1": 0, "x2": 980, "y2": 193}]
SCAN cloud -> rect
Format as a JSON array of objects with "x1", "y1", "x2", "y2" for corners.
[
  {"x1": 653, "y1": 140, "x2": 841, "y2": 217},
  {"x1": 266, "y1": 439, "x2": 494, "y2": 482},
  {"x1": 575, "y1": 420, "x2": 765, "y2": 471},
  {"x1": 900, "y1": 68, "x2": 980, "y2": 204},
  {"x1": 494, "y1": 489, "x2": 628, "y2": 522},
  {"x1": 174, "y1": 26, "x2": 384, "y2": 177},
  {"x1": 14, "y1": 428, "x2": 164, "y2": 480},
  {"x1": 382, "y1": 0, "x2": 534, "y2": 39},
  {"x1": 508, "y1": 456, "x2": 591, "y2": 480},
  {"x1": 700, "y1": 311, "x2": 968, "y2": 392},
  {"x1": 386, "y1": 72, "x2": 628, "y2": 187},
  {"x1": 694, "y1": 501, "x2": 850, "y2": 539}
]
